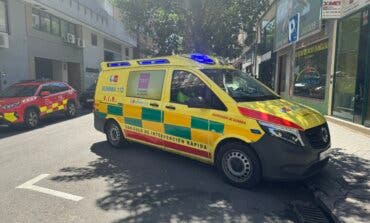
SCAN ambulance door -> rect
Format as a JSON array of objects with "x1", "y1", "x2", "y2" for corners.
[
  {"x1": 162, "y1": 69, "x2": 227, "y2": 161},
  {"x1": 122, "y1": 69, "x2": 167, "y2": 148},
  {"x1": 39, "y1": 83, "x2": 59, "y2": 115}
]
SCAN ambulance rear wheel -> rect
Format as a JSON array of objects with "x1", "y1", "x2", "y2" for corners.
[
  {"x1": 66, "y1": 101, "x2": 77, "y2": 118},
  {"x1": 105, "y1": 120, "x2": 125, "y2": 148},
  {"x1": 216, "y1": 142, "x2": 262, "y2": 189},
  {"x1": 24, "y1": 108, "x2": 39, "y2": 129}
]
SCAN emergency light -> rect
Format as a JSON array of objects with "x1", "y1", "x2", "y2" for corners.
[
  {"x1": 190, "y1": 54, "x2": 215, "y2": 65},
  {"x1": 138, "y1": 59, "x2": 170, "y2": 65},
  {"x1": 108, "y1": 62, "x2": 131, "y2": 67}
]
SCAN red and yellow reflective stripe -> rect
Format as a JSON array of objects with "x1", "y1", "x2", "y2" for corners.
[{"x1": 124, "y1": 130, "x2": 211, "y2": 159}]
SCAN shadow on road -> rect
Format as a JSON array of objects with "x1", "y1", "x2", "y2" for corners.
[
  {"x1": 0, "y1": 108, "x2": 92, "y2": 140},
  {"x1": 51, "y1": 141, "x2": 311, "y2": 223},
  {"x1": 307, "y1": 148, "x2": 370, "y2": 221}
]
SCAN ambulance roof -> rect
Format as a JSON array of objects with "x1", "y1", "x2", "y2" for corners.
[{"x1": 101, "y1": 54, "x2": 232, "y2": 71}]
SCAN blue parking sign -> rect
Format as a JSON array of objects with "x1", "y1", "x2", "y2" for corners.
[{"x1": 288, "y1": 13, "x2": 300, "y2": 43}]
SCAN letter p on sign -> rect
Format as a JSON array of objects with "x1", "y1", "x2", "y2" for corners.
[{"x1": 288, "y1": 13, "x2": 300, "y2": 44}]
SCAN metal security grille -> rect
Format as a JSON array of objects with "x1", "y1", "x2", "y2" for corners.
[{"x1": 292, "y1": 201, "x2": 331, "y2": 223}]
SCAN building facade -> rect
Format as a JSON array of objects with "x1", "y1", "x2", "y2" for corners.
[
  {"x1": 238, "y1": 0, "x2": 370, "y2": 129},
  {"x1": 0, "y1": 0, "x2": 136, "y2": 92},
  {"x1": 331, "y1": 1, "x2": 370, "y2": 127}
]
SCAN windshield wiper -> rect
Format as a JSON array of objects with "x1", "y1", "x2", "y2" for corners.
[{"x1": 234, "y1": 95, "x2": 280, "y2": 102}]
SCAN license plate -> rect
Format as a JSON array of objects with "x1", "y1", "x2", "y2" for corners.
[
  {"x1": 86, "y1": 99, "x2": 94, "y2": 102},
  {"x1": 319, "y1": 148, "x2": 333, "y2": 161}
]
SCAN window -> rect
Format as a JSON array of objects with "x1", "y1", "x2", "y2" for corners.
[
  {"x1": 51, "y1": 16, "x2": 60, "y2": 35},
  {"x1": 61, "y1": 20, "x2": 75, "y2": 37},
  {"x1": 39, "y1": 12, "x2": 51, "y2": 33},
  {"x1": 40, "y1": 84, "x2": 54, "y2": 94},
  {"x1": 0, "y1": 0, "x2": 7, "y2": 33},
  {"x1": 91, "y1": 33, "x2": 97, "y2": 46},
  {"x1": 332, "y1": 13, "x2": 361, "y2": 121},
  {"x1": 171, "y1": 70, "x2": 226, "y2": 110},
  {"x1": 104, "y1": 50, "x2": 121, "y2": 61},
  {"x1": 61, "y1": 20, "x2": 69, "y2": 37},
  {"x1": 0, "y1": 85, "x2": 38, "y2": 98},
  {"x1": 68, "y1": 23, "x2": 76, "y2": 36},
  {"x1": 202, "y1": 69, "x2": 279, "y2": 102},
  {"x1": 51, "y1": 82, "x2": 69, "y2": 93},
  {"x1": 125, "y1": 48, "x2": 130, "y2": 57},
  {"x1": 293, "y1": 41, "x2": 328, "y2": 100},
  {"x1": 126, "y1": 70, "x2": 166, "y2": 100},
  {"x1": 32, "y1": 8, "x2": 40, "y2": 30},
  {"x1": 40, "y1": 83, "x2": 68, "y2": 94},
  {"x1": 260, "y1": 19, "x2": 275, "y2": 54}
]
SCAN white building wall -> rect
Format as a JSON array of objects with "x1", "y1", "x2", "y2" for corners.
[{"x1": 82, "y1": 26, "x2": 104, "y2": 89}]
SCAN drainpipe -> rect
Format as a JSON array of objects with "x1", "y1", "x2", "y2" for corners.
[
  {"x1": 327, "y1": 20, "x2": 338, "y2": 115},
  {"x1": 0, "y1": 71, "x2": 7, "y2": 91}
]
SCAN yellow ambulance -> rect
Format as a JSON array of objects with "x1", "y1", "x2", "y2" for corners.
[{"x1": 94, "y1": 54, "x2": 331, "y2": 188}]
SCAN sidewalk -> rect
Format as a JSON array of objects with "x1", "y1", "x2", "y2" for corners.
[{"x1": 305, "y1": 121, "x2": 370, "y2": 223}]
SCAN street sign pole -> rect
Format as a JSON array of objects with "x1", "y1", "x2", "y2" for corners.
[{"x1": 288, "y1": 13, "x2": 300, "y2": 95}]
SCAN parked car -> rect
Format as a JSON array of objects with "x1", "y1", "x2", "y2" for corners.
[
  {"x1": 294, "y1": 74, "x2": 326, "y2": 99},
  {"x1": 79, "y1": 83, "x2": 96, "y2": 109},
  {"x1": 94, "y1": 54, "x2": 332, "y2": 189},
  {"x1": 0, "y1": 80, "x2": 78, "y2": 128}
]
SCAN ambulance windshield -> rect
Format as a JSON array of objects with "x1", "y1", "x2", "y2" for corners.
[{"x1": 201, "y1": 69, "x2": 280, "y2": 102}]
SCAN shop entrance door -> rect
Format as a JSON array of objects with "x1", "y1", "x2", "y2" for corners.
[
  {"x1": 333, "y1": 7, "x2": 370, "y2": 126},
  {"x1": 333, "y1": 12, "x2": 361, "y2": 122},
  {"x1": 35, "y1": 57, "x2": 53, "y2": 80}
]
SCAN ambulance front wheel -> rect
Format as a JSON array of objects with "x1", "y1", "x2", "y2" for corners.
[
  {"x1": 105, "y1": 120, "x2": 125, "y2": 148},
  {"x1": 216, "y1": 142, "x2": 262, "y2": 189}
]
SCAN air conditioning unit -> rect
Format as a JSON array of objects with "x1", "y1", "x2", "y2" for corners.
[
  {"x1": 0, "y1": 32, "x2": 9, "y2": 49},
  {"x1": 76, "y1": 38, "x2": 85, "y2": 48},
  {"x1": 66, "y1": 33, "x2": 76, "y2": 44}
]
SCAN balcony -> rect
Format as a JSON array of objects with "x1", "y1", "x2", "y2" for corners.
[{"x1": 28, "y1": 0, "x2": 136, "y2": 47}]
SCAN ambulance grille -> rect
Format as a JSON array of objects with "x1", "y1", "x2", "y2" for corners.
[{"x1": 304, "y1": 123, "x2": 330, "y2": 149}]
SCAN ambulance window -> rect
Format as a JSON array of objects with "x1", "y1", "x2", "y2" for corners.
[
  {"x1": 171, "y1": 70, "x2": 226, "y2": 111},
  {"x1": 126, "y1": 70, "x2": 166, "y2": 100},
  {"x1": 40, "y1": 84, "x2": 53, "y2": 94},
  {"x1": 52, "y1": 82, "x2": 69, "y2": 93}
]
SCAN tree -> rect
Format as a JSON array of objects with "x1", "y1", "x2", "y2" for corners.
[
  {"x1": 112, "y1": 0, "x2": 187, "y2": 56},
  {"x1": 190, "y1": 0, "x2": 270, "y2": 58},
  {"x1": 113, "y1": 0, "x2": 269, "y2": 58}
]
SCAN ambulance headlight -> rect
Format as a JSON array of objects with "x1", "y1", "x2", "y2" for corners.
[{"x1": 258, "y1": 121, "x2": 304, "y2": 147}]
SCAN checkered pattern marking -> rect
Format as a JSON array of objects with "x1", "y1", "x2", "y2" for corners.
[
  {"x1": 96, "y1": 103, "x2": 225, "y2": 144},
  {"x1": 39, "y1": 99, "x2": 68, "y2": 115}
]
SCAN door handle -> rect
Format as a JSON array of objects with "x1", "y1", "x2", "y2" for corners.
[
  {"x1": 165, "y1": 105, "x2": 176, "y2": 110},
  {"x1": 150, "y1": 103, "x2": 159, "y2": 107}
]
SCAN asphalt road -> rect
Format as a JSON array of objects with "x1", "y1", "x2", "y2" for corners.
[{"x1": 0, "y1": 113, "x2": 319, "y2": 223}]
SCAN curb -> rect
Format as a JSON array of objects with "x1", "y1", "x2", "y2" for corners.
[{"x1": 305, "y1": 180, "x2": 340, "y2": 223}]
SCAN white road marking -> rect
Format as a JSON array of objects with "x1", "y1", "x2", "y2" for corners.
[{"x1": 16, "y1": 174, "x2": 83, "y2": 202}]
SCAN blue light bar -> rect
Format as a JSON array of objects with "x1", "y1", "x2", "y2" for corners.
[
  {"x1": 108, "y1": 62, "x2": 131, "y2": 67},
  {"x1": 190, "y1": 54, "x2": 215, "y2": 65},
  {"x1": 138, "y1": 59, "x2": 170, "y2": 65}
]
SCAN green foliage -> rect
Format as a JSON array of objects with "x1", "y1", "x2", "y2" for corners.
[{"x1": 113, "y1": 0, "x2": 269, "y2": 58}]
